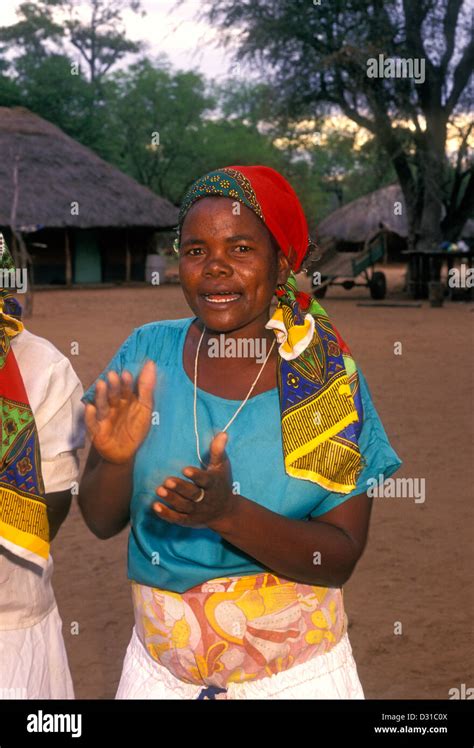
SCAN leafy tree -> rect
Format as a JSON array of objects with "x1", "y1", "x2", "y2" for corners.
[
  {"x1": 0, "y1": 0, "x2": 143, "y2": 158},
  {"x1": 0, "y1": 1, "x2": 63, "y2": 59},
  {"x1": 111, "y1": 59, "x2": 289, "y2": 204},
  {"x1": 215, "y1": 78, "x2": 396, "y2": 223},
  {"x1": 0, "y1": 0, "x2": 143, "y2": 87},
  {"x1": 0, "y1": 63, "x2": 23, "y2": 107},
  {"x1": 203, "y1": 0, "x2": 474, "y2": 249},
  {"x1": 110, "y1": 58, "x2": 214, "y2": 202},
  {"x1": 58, "y1": 0, "x2": 144, "y2": 85}
]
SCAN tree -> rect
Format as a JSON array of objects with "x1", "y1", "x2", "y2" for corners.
[
  {"x1": 0, "y1": 0, "x2": 144, "y2": 87},
  {"x1": 203, "y1": 0, "x2": 474, "y2": 250},
  {"x1": 110, "y1": 59, "x2": 214, "y2": 202},
  {"x1": 215, "y1": 77, "x2": 396, "y2": 225},
  {"x1": 0, "y1": 0, "x2": 144, "y2": 159},
  {"x1": 111, "y1": 59, "x2": 289, "y2": 204},
  {"x1": 0, "y1": 1, "x2": 63, "y2": 60},
  {"x1": 59, "y1": 0, "x2": 144, "y2": 86}
]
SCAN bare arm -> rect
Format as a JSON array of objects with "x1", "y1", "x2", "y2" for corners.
[
  {"x1": 153, "y1": 433, "x2": 373, "y2": 587},
  {"x1": 77, "y1": 361, "x2": 156, "y2": 540},
  {"x1": 210, "y1": 492, "x2": 373, "y2": 587},
  {"x1": 46, "y1": 489, "x2": 72, "y2": 541},
  {"x1": 78, "y1": 444, "x2": 134, "y2": 539}
]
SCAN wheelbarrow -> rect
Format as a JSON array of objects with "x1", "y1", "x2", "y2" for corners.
[{"x1": 307, "y1": 241, "x2": 387, "y2": 299}]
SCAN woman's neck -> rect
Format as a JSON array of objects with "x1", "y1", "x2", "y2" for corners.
[
  {"x1": 183, "y1": 315, "x2": 278, "y2": 400},
  {"x1": 195, "y1": 313, "x2": 277, "y2": 368}
]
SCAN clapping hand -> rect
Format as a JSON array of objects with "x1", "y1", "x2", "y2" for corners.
[
  {"x1": 84, "y1": 360, "x2": 156, "y2": 464},
  {"x1": 152, "y1": 432, "x2": 238, "y2": 530}
]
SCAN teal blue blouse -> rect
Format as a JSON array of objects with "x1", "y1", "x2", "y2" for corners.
[{"x1": 82, "y1": 317, "x2": 402, "y2": 593}]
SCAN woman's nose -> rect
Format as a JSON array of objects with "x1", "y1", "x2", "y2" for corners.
[{"x1": 203, "y1": 253, "x2": 233, "y2": 275}]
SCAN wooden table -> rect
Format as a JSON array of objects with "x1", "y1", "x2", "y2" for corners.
[{"x1": 402, "y1": 249, "x2": 474, "y2": 300}]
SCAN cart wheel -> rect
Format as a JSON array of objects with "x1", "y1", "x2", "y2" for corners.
[
  {"x1": 312, "y1": 283, "x2": 328, "y2": 298},
  {"x1": 369, "y1": 271, "x2": 386, "y2": 300},
  {"x1": 312, "y1": 275, "x2": 328, "y2": 298}
]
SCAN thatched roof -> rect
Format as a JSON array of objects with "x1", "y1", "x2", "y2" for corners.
[
  {"x1": 0, "y1": 107, "x2": 178, "y2": 230},
  {"x1": 317, "y1": 184, "x2": 408, "y2": 243}
]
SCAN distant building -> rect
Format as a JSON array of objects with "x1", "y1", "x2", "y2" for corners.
[
  {"x1": 316, "y1": 184, "x2": 407, "y2": 262},
  {"x1": 316, "y1": 183, "x2": 473, "y2": 262},
  {"x1": 0, "y1": 107, "x2": 178, "y2": 285}
]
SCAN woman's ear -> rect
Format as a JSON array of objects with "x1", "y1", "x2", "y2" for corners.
[{"x1": 277, "y1": 250, "x2": 292, "y2": 285}]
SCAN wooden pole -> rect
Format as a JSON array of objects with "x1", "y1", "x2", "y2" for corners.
[
  {"x1": 10, "y1": 150, "x2": 34, "y2": 316},
  {"x1": 65, "y1": 229, "x2": 72, "y2": 287},
  {"x1": 125, "y1": 231, "x2": 131, "y2": 282}
]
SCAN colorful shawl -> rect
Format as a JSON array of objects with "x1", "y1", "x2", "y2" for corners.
[
  {"x1": 266, "y1": 273, "x2": 364, "y2": 492},
  {"x1": 177, "y1": 166, "x2": 365, "y2": 494},
  {"x1": 0, "y1": 233, "x2": 49, "y2": 567}
]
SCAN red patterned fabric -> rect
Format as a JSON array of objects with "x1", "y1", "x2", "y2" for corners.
[{"x1": 228, "y1": 165, "x2": 310, "y2": 272}]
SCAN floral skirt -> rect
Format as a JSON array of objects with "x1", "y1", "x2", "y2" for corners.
[{"x1": 131, "y1": 572, "x2": 349, "y2": 689}]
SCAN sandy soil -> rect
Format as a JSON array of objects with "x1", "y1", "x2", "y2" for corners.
[{"x1": 23, "y1": 265, "x2": 473, "y2": 699}]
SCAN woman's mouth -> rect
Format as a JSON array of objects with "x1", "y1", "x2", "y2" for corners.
[{"x1": 201, "y1": 292, "x2": 242, "y2": 305}]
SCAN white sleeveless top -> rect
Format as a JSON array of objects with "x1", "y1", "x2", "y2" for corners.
[{"x1": 0, "y1": 329, "x2": 85, "y2": 629}]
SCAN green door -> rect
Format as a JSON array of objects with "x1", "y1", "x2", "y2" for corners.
[{"x1": 74, "y1": 230, "x2": 102, "y2": 283}]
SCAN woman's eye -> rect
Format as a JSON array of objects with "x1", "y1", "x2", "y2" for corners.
[
  {"x1": 188, "y1": 247, "x2": 203, "y2": 255},
  {"x1": 234, "y1": 245, "x2": 251, "y2": 253}
]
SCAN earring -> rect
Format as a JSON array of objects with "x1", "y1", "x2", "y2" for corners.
[{"x1": 301, "y1": 241, "x2": 323, "y2": 273}]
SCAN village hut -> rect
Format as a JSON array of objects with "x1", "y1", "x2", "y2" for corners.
[
  {"x1": 0, "y1": 107, "x2": 178, "y2": 285},
  {"x1": 316, "y1": 183, "x2": 408, "y2": 261}
]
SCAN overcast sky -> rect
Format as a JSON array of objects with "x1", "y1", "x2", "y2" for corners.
[{"x1": 0, "y1": 0, "x2": 233, "y2": 79}]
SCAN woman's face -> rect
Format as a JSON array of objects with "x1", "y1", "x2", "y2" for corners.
[{"x1": 178, "y1": 197, "x2": 291, "y2": 333}]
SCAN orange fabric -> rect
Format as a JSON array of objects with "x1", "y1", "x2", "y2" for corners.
[{"x1": 132, "y1": 572, "x2": 347, "y2": 688}]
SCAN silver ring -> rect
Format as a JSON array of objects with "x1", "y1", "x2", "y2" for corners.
[{"x1": 194, "y1": 487, "x2": 205, "y2": 503}]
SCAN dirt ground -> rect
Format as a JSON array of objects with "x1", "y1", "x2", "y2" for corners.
[{"x1": 24, "y1": 265, "x2": 473, "y2": 699}]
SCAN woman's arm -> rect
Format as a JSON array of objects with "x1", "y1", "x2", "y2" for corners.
[
  {"x1": 209, "y1": 492, "x2": 373, "y2": 587},
  {"x1": 46, "y1": 490, "x2": 73, "y2": 541},
  {"x1": 153, "y1": 433, "x2": 373, "y2": 587},
  {"x1": 78, "y1": 444, "x2": 134, "y2": 539},
  {"x1": 78, "y1": 362, "x2": 156, "y2": 540}
]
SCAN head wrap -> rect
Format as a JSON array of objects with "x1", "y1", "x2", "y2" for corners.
[
  {"x1": 178, "y1": 165, "x2": 310, "y2": 272},
  {"x1": 0, "y1": 233, "x2": 49, "y2": 567},
  {"x1": 178, "y1": 166, "x2": 365, "y2": 493}
]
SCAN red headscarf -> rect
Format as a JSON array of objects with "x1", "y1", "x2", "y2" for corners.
[
  {"x1": 228, "y1": 165, "x2": 310, "y2": 272},
  {"x1": 177, "y1": 165, "x2": 311, "y2": 273}
]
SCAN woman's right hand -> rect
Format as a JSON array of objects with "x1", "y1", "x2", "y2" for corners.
[{"x1": 84, "y1": 360, "x2": 156, "y2": 464}]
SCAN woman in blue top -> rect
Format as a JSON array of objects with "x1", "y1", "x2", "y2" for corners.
[{"x1": 79, "y1": 165, "x2": 402, "y2": 700}]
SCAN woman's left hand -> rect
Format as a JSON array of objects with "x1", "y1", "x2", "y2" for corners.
[{"x1": 152, "y1": 432, "x2": 237, "y2": 529}]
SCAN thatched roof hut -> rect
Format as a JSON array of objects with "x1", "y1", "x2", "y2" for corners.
[
  {"x1": 0, "y1": 107, "x2": 178, "y2": 229},
  {"x1": 316, "y1": 184, "x2": 473, "y2": 260},
  {"x1": 0, "y1": 107, "x2": 179, "y2": 285},
  {"x1": 317, "y1": 184, "x2": 408, "y2": 245}
]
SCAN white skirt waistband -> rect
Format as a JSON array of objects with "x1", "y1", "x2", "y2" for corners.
[{"x1": 116, "y1": 625, "x2": 365, "y2": 700}]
